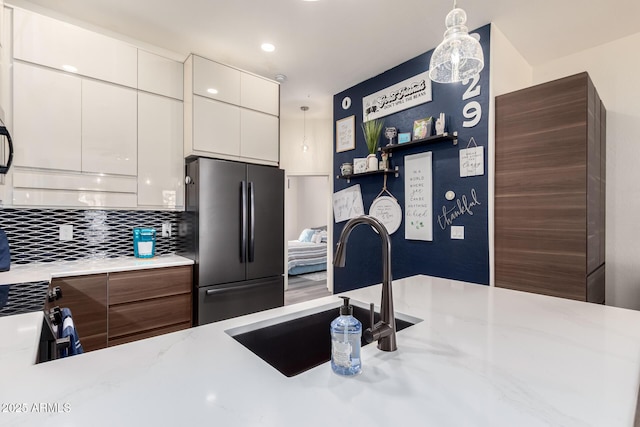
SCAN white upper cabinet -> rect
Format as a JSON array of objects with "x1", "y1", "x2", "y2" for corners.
[
  {"x1": 192, "y1": 55, "x2": 240, "y2": 105},
  {"x1": 138, "y1": 92, "x2": 183, "y2": 209},
  {"x1": 13, "y1": 62, "x2": 81, "y2": 171},
  {"x1": 185, "y1": 54, "x2": 279, "y2": 166},
  {"x1": 240, "y1": 109, "x2": 279, "y2": 162},
  {"x1": 240, "y1": 73, "x2": 279, "y2": 116},
  {"x1": 193, "y1": 95, "x2": 241, "y2": 157},
  {"x1": 81, "y1": 80, "x2": 138, "y2": 176},
  {"x1": 13, "y1": 8, "x2": 137, "y2": 88},
  {"x1": 9, "y1": 7, "x2": 186, "y2": 210},
  {"x1": 138, "y1": 50, "x2": 183, "y2": 100}
]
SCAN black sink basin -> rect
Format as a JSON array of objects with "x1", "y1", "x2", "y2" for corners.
[{"x1": 226, "y1": 302, "x2": 420, "y2": 377}]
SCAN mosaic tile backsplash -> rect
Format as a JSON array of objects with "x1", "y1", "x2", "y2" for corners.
[{"x1": 0, "y1": 208, "x2": 181, "y2": 264}]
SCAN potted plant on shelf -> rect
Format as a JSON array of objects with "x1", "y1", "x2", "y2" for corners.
[{"x1": 362, "y1": 118, "x2": 384, "y2": 171}]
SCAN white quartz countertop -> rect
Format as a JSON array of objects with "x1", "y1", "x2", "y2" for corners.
[
  {"x1": 0, "y1": 254, "x2": 194, "y2": 285},
  {"x1": 1, "y1": 275, "x2": 639, "y2": 426}
]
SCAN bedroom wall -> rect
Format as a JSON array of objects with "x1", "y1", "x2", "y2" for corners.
[
  {"x1": 285, "y1": 176, "x2": 329, "y2": 241},
  {"x1": 332, "y1": 25, "x2": 491, "y2": 293}
]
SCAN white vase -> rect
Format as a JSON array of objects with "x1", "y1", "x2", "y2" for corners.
[{"x1": 367, "y1": 154, "x2": 378, "y2": 171}]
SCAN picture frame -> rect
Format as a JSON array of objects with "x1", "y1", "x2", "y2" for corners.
[
  {"x1": 336, "y1": 115, "x2": 356, "y2": 153},
  {"x1": 398, "y1": 132, "x2": 412, "y2": 144},
  {"x1": 353, "y1": 158, "x2": 367, "y2": 174},
  {"x1": 413, "y1": 117, "x2": 433, "y2": 140}
]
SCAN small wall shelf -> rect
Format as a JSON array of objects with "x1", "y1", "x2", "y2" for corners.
[
  {"x1": 336, "y1": 166, "x2": 399, "y2": 183},
  {"x1": 381, "y1": 132, "x2": 458, "y2": 157}
]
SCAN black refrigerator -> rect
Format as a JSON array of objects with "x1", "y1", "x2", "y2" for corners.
[{"x1": 181, "y1": 157, "x2": 284, "y2": 326}]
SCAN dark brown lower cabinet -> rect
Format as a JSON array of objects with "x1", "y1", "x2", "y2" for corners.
[
  {"x1": 107, "y1": 266, "x2": 192, "y2": 347},
  {"x1": 495, "y1": 72, "x2": 605, "y2": 303},
  {"x1": 48, "y1": 274, "x2": 108, "y2": 352},
  {"x1": 48, "y1": 265, "x2": 192, "y2": 353}
]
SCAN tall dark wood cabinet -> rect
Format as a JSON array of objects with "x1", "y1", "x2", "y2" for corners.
[{"x1": 495, "y1": 72, "x2": 606, "y2": 303}]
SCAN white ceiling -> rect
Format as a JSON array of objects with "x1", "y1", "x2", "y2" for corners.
[{"x1": 11, "y1": 0, "x2": 640, "y2": 119}]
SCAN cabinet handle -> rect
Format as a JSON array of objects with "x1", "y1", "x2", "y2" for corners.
[{"x1": 0, "y1": 126, "x2": 13, "y2": 174}]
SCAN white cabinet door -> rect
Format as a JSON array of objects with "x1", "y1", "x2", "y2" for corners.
[
  {"x1": 13, "y1": 62, "x2": 81, "y2": 171},
  {"x1": 240, "y1": 73, "x2": 279, "y2": 116},
  {"x1": 138, "y1": 92, "x2": 184, "y2": 209},
  {"x1": 192, "y1": 55, "x2": 240, "y2": 105},
  {"x1": 193, "y1": 95, "x2": 240, "y2": 157},
  {"x1": 138, "y1": 50, "x2": 183, "y2": 100},
  {"x1": 240, "y1": 109, "x2": 279, "y2": 163},
  {"x1": 82, "y1": 80, "x2": 137, "y2": 176},
  {"x1": 13, "y1": 8, "x2": 137, "y2": 88}
]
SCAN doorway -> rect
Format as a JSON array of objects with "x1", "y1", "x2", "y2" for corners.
[{"x1": 284, "y1": 175, "x2": 332, "y2": 305}]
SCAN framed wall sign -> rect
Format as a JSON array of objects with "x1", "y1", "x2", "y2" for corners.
[
  {"x1": 404, "y1": 152, "x2": 433, "y2": 241},
  {"x1": 413, "y1": 117, "x2": 433, "y2": 140},
  {"x1": 333, "y1": 184, "x2": 365, "y2": 223},
  {"x1": 459, "y1": 137, "x2": 484, "y2": 177},
  {"x1": 398, "y1": 132, "x2": 411, "y2": 144},
  {"x1": 336, "y1": 115, "x2": 356, "y2": 153}
]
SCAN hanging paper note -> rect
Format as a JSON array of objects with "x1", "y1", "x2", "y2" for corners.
[
  {"x1": 459, "y1": 137, "x2": 484, "y2": 177},
  {"x1": 333, "y1": 184, "x2": 365, "y2": 223},
  {"x1": 404, "y1": 152, "x2": 433, "y2": 241}
]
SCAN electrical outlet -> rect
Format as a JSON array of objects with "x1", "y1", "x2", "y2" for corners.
[
  {"x1": 451, "y1": 226, "x2": 464, "y2": 240},
  {"x1": 162, "y1": 222, "x2": 171, "y2": 238},
  {"x1": 59, "y1": 224, "x2": 73, "y2": 241}
]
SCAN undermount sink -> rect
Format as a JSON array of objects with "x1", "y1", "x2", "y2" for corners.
[{"x1": 225, "y1": 300, "x2": 422, "y2": 377}]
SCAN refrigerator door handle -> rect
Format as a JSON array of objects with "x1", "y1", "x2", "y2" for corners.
[
  {"x1": 241, "y1": 180, "x2": 247, "y2": 264},
  {"x1": 205, "y1": 281, "x2": 268, "y2": 295},
  {"x1": 248, "y1": 181, "x2": 256, "y2": 262}
]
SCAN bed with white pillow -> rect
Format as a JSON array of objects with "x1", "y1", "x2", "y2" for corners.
[{"x1": 287, "y1": 227, "x2": 327, "y2": 276}]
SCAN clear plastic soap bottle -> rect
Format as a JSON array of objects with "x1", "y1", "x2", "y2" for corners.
[{"x1": 331, "y1": 296, "x2": 362, "y2": 376}]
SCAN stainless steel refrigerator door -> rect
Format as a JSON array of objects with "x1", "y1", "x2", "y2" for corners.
[
  {"x1": 195, "y1": 158, "x2": 248, "y2": 286},
  {"x1": 196, "y1": 276, "x2": 284, "y2": 325},
  {"x1": 246, "y1": 164, "x2": 284, "y2": 280}
]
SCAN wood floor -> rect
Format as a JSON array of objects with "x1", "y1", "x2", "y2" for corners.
[{"x1": 285, "y1": 273, "x2": 331, "y2": 306}]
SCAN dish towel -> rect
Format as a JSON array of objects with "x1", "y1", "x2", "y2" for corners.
[{"x1": 59, "y1": 308, "x2": 84, "y2": 357}]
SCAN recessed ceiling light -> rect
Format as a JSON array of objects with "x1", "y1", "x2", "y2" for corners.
[
  {"x1": 261, "y1": 43, "x2": 275, "y2": 52},
  {"x1": 62, "y1": 64, "x2": 78, "y2": 73},
  {"x1": 207, "y1": 88, "x2": 219, "y2": 94}
]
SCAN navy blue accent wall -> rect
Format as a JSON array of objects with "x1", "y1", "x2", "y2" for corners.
[{"x1": 332, "y1": 24, "x2": 491, "y2": 293}]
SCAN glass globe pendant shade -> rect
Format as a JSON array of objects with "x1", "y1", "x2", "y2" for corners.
[{"x1": 429, "y1": 7, "x2": 484, "y2": 83}]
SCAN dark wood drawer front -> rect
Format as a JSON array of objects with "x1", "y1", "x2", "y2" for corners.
[
  {"x1": 109, "y1": 265, "x2": 192, "y2": 305},
  {"x1": 109, "y1": 293, "x2": 191, "y2": 339},
  {"x1": 50, "y1": 274, "x2": 108, "y2": 352},
  {"x1": 108, "y1": 321, "x2": 191, "y2": 347}
]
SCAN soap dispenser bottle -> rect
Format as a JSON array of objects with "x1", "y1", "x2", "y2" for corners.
[{"x1": 331, "y1": 296, "x2": 362, "y2": 376}]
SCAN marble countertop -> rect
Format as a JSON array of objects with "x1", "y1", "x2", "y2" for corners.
[
  {"x1": 1, "y1": 275, "x2": 639, "y2": 426},
  {"x1": 0, "y1": 254, "x2": 194, "y2": 285}
]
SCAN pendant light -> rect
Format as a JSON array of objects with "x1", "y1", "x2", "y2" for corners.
[
  {"x1": 301, "y1": 106, "x2": 309, "y2": 152},
  {"x1": 428, "y1": 0, "x2": 484, "y2": 84}
]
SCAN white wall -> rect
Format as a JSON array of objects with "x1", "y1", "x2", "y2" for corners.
[
  {"x1": 280, "y1": 116, "x2": 333, "y2": 176},
  {"x1": 281, "y1": 115, "x2": 334, "y2": 290},
  {"x1": 532, "y1": 31, "x2": 640, "y2": 309},
  {"x1": 488, "y1": 23, "x2": 533, "y2": 285}
]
